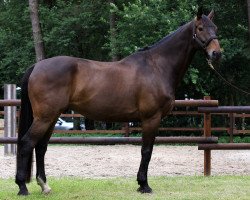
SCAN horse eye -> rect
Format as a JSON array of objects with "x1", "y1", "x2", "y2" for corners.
[{"x1": 198, "y1": 27, "x2": 203, "y2": 31}]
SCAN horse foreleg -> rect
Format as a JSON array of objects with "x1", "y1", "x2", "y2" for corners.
[{"x1": 137, "y1": 114, "x2": 161, "y2": 193}]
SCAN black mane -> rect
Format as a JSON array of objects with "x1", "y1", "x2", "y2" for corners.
[{"x1": 137, "y1": 23, "x2": 188, "y2": 52}]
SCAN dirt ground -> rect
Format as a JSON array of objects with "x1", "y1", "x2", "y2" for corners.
[{"x1": 0, "y1": 145, "x2": 250, "y2": 179}]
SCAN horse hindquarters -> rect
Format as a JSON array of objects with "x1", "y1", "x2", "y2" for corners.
[
  {"x1": 16, "y1": 66, "x2": 35, "y2": 195},
  {"x1": 16, "y1": 66, "x2": 58, "y2": 195}
]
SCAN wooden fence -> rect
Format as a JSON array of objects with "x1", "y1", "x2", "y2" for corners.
[
  {"x1": 0, "y1": 88, "x2": 250, "y2": 176},
  {"x1": 197, "y1": 105, "x2": 250, "y2": 175}
]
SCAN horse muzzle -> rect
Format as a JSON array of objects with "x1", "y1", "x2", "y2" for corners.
[
  {"x1": 207, "y1": 50, "x2": 222, "y2": 62},
  {"x1": 206, "y1": 38, "x2": 222, "y2": 62}
]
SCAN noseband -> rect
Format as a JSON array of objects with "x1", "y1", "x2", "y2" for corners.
[{"x1": 192, "y1": 21, "x2": 218, "y2": 50}]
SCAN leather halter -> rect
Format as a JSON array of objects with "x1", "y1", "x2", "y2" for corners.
[{"x1": 192, "y1": 21, "x2": 218, "y2": 50}]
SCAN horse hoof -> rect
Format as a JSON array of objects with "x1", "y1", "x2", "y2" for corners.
[
  {"x1": 17, "y1": 190, "x2": 29, "y2": 196},
  {"x1": 37, "y1": 177, "x2": 51, "y2": 195},
  {"x1": 42, "y1": 188, "x2": 51, "y2": 195},
  {"x1": 137, "y1": 186, "x2": 153, "y2": 193}
]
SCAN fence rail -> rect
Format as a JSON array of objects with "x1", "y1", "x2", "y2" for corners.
[
  {"x1": 0, "y1": 136, "x2": 218, "y2": 145},
  {"x1": 198, "y1": 143, "x2": 250, "y2": 150},
  {"x1": 1, "y1": 101, "x2": 248, "y2": 137},
  {"x1": 0, "y1": 99, "x2": 219, "y2": 107},
  {"x1": 198, "y1": 106, "x2": 250, "y2": 113}
]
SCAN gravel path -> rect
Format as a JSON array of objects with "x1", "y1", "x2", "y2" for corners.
[{"x1": 1, "y1": 145, "x2": 250, "y2": 179}]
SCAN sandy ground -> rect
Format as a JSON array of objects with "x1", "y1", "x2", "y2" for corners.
[{"x1": 0, "y1": 145, "x2": 250, "y2": 179}]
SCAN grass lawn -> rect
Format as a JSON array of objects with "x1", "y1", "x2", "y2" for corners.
[{"x1": 0, "y1": 176, "x2": 250, "y2": 200}]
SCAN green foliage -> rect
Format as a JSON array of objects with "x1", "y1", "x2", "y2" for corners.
[
  {"x1": 39, "y1": 0, "x2": 110, "y2": 60},
  {"x1": 218, "y1": 136, "x2": 250, "y2": 143},
  {"x1": 0, "y1": 0, "x2": 249, "y2": 105},
  {"x1": 233, "y1": 136, "x2": 250, "y2": 143},
  {"x1": 108, "y1": 0, "x2": 197, "y2": 57},
  {"x1": 108, "y1": 0, "x2": 250, "y2": 103},
  {"x1": 0, "y1": 1, "x2": 35, "y2": 86},
  {"x1": 52, "y1": 133, "x2": 124, "y2": 137},
  {"x1": 196, "y1": 1, "x2": 250, "y2": 105}
]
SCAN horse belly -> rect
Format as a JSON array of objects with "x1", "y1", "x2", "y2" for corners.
[
  {"x1": 70, "y1": 98, "x2": 140, "y2": 122},
  {"x1": 69, "y1": 64, "x2": 141, "y2": 121}
]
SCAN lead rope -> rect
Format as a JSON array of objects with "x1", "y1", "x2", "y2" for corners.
[{"x1": 207, "y1": 60, "x2": 250, "y2": 96}]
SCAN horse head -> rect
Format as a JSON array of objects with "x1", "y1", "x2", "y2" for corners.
[{"x1": 193, "y1": 7, "x2": 222, "y2": 62}]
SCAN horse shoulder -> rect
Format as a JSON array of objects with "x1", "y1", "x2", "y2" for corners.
[{"x1": 136, "y1": 70, "x2": 175, "y2": 118}]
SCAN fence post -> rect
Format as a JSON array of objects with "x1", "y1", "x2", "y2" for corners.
[
  {"x1": 203, "y1": 96, "x2": 211, "y2": 176},
  {"x1": 229, "y1": 113, "x2": 235, "y2": 143},
  {"x1": 4, "y1": 84, "x2": 17, "y2": 156},
  {"x1": 124, "y1": 123, "x2": 130, "y2": 137}
]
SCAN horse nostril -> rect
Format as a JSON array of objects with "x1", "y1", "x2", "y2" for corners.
[
  {"x1": 212, "y1": 51, "x2": 221, "y2": 60},
  {"x1": 217, "y1": 51, "x2": 222, "y2": 58}
]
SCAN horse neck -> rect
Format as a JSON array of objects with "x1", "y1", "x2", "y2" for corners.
[{"x1": 149, "y1": 21, "x2": 196, "y2": 92}]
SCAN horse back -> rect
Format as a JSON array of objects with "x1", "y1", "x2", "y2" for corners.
[
  {"x1": 28, "y1": 55, "x2": 173, "y2": 121},
  {"x1": 28, "y1": 56, "x2": 142, "y2": 121}
]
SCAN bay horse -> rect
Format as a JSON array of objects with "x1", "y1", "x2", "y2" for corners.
[{"x1": 16, "y1": 8, "x2": 221, "y2": 195}]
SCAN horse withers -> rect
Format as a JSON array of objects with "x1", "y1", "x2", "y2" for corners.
[{"x1": 16, "y1": 8, "x2": 221, "y2": 195}]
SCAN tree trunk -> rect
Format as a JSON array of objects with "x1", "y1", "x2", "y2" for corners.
[
  {"x1": 105, "y1": 0, "x2": 118, "y2": 130},
  {"x1": 29, "y1": 0, "x2": 45, "y2": 62},
  {"x1": 109, "y1": 0, "x2": 119, "y2": 61},
  {"x1": 248, "y1": 0, "x2": 250, "y2": 39}
]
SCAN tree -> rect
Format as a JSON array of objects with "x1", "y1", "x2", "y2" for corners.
[
  {"x1": 248, "y1": 0, "x2": 250, "y2": 39},
  {"x1": 0, "y1": 0, "x2": 248, "y2": 105},
  {"x1": 39, "y1": 0, "x2": 110, "y2": 60},
  {"x1": 29, "y1": 0, "x2": 45, "y2": 62},
  {"x1": 0, "y1": 0, "x2": 35, "y2": 88},
  {"x1": 108, "y1": 0, "x2": 249, "y2": 105},
  {"x1": 109, "y1": 0, "x2": 119, "y2": 61}
]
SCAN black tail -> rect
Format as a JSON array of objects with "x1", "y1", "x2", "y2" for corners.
[{"x1": 17, "y1": 65, "x2": 35, "y2": 183}]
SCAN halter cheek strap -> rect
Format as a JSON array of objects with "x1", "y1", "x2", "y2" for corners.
[
  {"x1": 193, "y1": 34, "x2": 218, "y2": 49},
  {"x1": 192, "y1": 22, "x2": 218, "y2": 49},
  {"x1": 193, "y1": 34, "x2": 218, "y2": 50}
]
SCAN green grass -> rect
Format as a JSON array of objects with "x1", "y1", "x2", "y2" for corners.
[{"x1": 1, "y1": 176, "x2": 250, "y2": 200}]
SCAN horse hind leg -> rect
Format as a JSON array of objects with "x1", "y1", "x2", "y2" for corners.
[
  {"x1": 16, "y1": 126, "x2": 35, "y2": 195},
  {"x1": 137, "y1": 114, "x2": 161, "y2": 193},
  {"x1": 35, "y1": 138, "x2": 51, "y2": 195},
  {"x1": 35, "y1": 122, "x2": 57, "y2": 195},
  {"x1": 16, "y1": 118, "x2": 56, "y2": 195}
]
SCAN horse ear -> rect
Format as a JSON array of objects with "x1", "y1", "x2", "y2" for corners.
[
  {"x1": 197, "y1": 7, "x2": 203, "y2": 20},
  {"x1": 208, "y1": 10, "x2": 215, "y2": 21}
]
